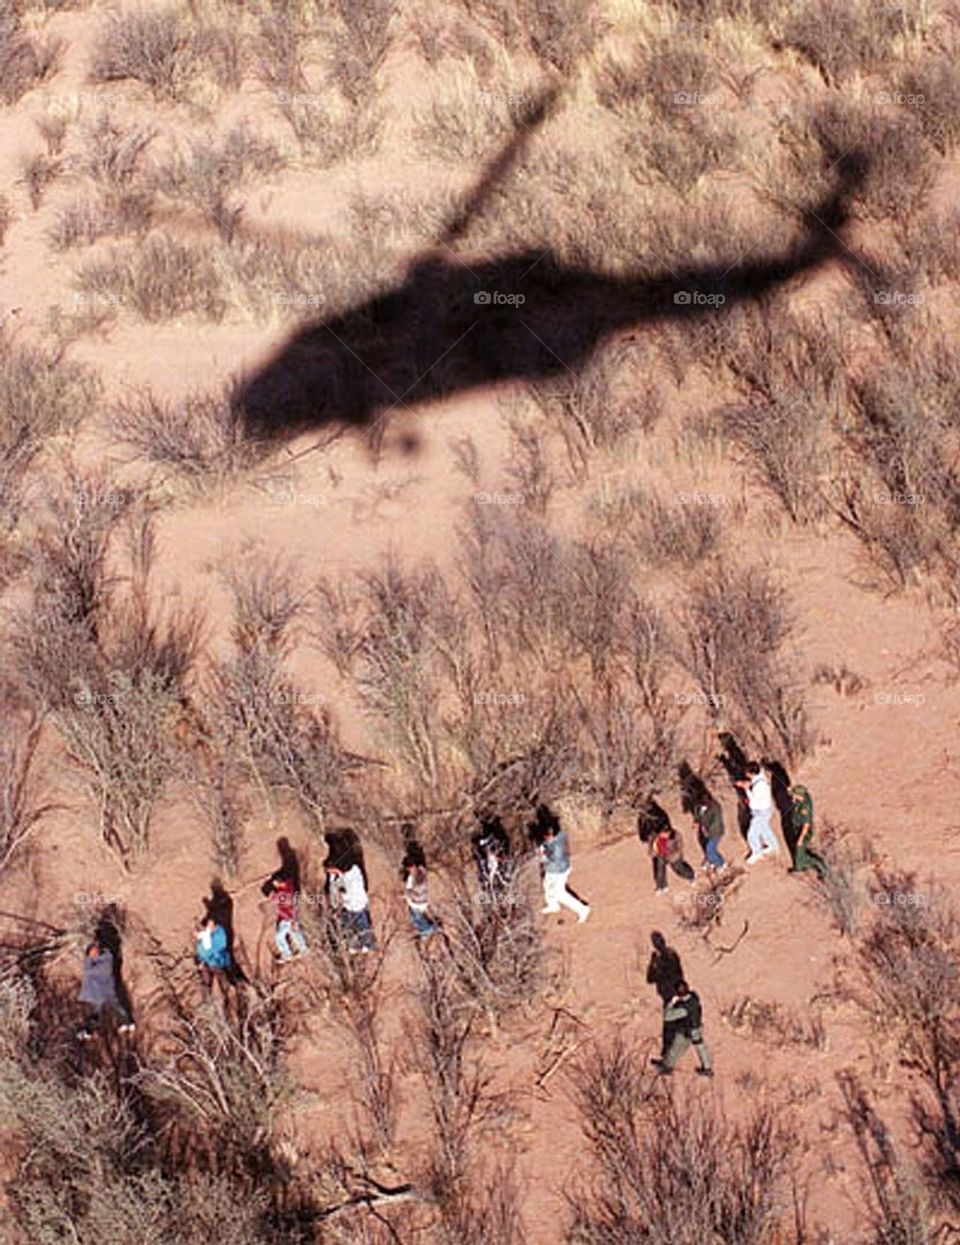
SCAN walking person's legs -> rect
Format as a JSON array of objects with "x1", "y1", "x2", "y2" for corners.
[
  {"x1": 289, "y1": 922, "x2": 308, "y2": 955},
  {"x1": 275, "y1": 919, "x2": 294, "y2": 960},
  {"x1": 746, "y1": 812, "x2": 764, "y2": 859},
  {"x1": 653, "y1": 857, "x2": 667, "y2": 892},
  {"x1": 758, "y1": 809, "x2": 779, "y2": 854},
  {"x1": 693, "y1": 1036, "x2": 713, "y2": 1075},
  {"x1": 705, "y1": 836, "x2": 725, "y2": 869},
  {"x1": 660, "y1": 1031, "x2": 690, "y2": 1073},
  {"x1": 554, "y1": 870, "x2": 590, "y2": 921},
  {"x1": 409, "y1": 907, "x2": 436, "y2": 937},
  {"x1": 78, "y1": 1002, "x2": 101, "y2": 1039},
  {"x1": 355, "y1": 908, "x2": 377, "y2": 951},
  {"x1": 542, "y1": 871, "x2": 562, "y2": 913}
]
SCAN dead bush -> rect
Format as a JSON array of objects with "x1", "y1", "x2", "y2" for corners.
[
  {"x1": 0, "y1": 329, "x2": 96, "y2": 470},
  {"x1": 10, "y1": 498, "x2": 201, "y2": 865},
  {"x1": 0, "y1": 1, "x2": 62, "y2": 105},
  {"x1": 680, "y1": 564, "x2": 811, "y2": 763},
  {"x1": 91, "y1": 7, "x2": 196, "y2": 101},
  {"x1": 0, "y1": 692, "x2": 52, "y2": 871},
  {"x1": 899, "y1": 53, "x2": 960, "y2": 156},
  {"x1": 781, "y1": 0, "x2": 927, "y2": 87},
  {"x1": 723, "y1": 995, "x2": 826, "y2": 1050},
  {"x1": 0, "y1": 192, "x2": 10, "y2": 244},
  {"x1": 455, "y1": 0, "x2": 603, "y2": 73},
  {"x1": 278, "y1": 90, "x2": 384, "y2": 165},
  {"x1": 326, "y1": 0, "x2": 397, "y2": 107},
  {"x1": 156, "y1": 124, "x2": 282, "y2": 242},
  {"x1": 112, "y1": 383, "x2": 265, "y2": 490},
  {"x1": 76, "y1": 233, "x2": 225, "y2": 322},
  {"x1": 414, "y1": 74, "x2": 523, "y2": 162},
  {"x1": 205, "y1": 557, "x2": 357, "y2": 832},
  {"x1": 20, "y1": 151, "x2": 61, "y2": 210},
  {"x1": 568, "y1": 1035, "x2": 797, "y2": 1243},
  {"x1": 628, "y1": 492, "x2": 722, "y2": 568}
]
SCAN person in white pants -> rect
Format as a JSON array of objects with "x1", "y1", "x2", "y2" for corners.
[
  {"x1": 537, "y1": 809, "x2": 591, "y2": 922},
  {"x1": 737, "y1": 762, "x2": 780, "y2": 863}
]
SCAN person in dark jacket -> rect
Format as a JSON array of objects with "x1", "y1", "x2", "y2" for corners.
[
  {"x1": 77, "y1": 941, "x2": 134, "y2": 1040},
  {"x1": 692, "y1": 790, "x2": 726, "y2": 873},
  {"x1": 646, "y1": 931, "x2": 684, "y2": 1004},
  {"x1": 653, "y1": 980, "x2": 713, "y2": 1076},
  {"x1": 472, "y1": 813, "x2": 513, "y2": 897},
  {"x1": 650, "y1": 824, "x2": 695, "y2": 894}
]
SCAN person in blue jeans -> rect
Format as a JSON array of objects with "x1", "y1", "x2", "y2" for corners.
[
  {"x1": 402, "y1": 832, "x2": 437, "y2": 938},
  {"x1": 692, "y1": 790, "x2": 726, "y2": 873}
]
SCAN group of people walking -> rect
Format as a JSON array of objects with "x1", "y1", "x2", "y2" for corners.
[{"x1": 75, "y1": 738, "x2": 827, "y2": 1088}]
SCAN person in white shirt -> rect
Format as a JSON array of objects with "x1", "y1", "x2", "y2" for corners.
[
  {"x1": 736, "y1": 761, "x2": 780, "y2": 863},
  {"x1": 325, "y1": 830, "x2": 378, "y2": 953}
]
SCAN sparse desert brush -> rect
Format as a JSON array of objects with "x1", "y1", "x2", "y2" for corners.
[
  {"x1": 155, "y1": 124, "x2": 283, "y2": 242},
  {"x1": 76, "y1": 232, "x2": 226, "y2": 321},
  {"x1": 10, "y1": 498, "x2": 202, "y2": 866},
  {"x1": 0, "y1": 192, "x2": 11, "y2": 244},
  {"x1": 0, "y1": 330, "x2": 97, "y2": 468},
  {"x1": 626, "y1": 489, "x2": 722, "y2": 568},
  {"x1": 325, "y1": 0, "x2": 397, "y2": 106},
  {"x1": 19, "y1": 150, "x2": 62, "y2": 210},
  {"x1": 111, "y1": 383, "x2": 266, "y2": 491},
  {"x1": 680, "y1": 564, "x2": 811, "y2": 763},
  {"x1": 0, "y1": 685, "x2": 51, "y2": 872},
  {"x1": 568, "y1": 1036, "x2": 797, "y2": 1243},
  {"x1": 897, "y1": 205, "x2": 960, "y2": 285},
  {"x1": 278, "y1": 88, "x2": 384, "y2": 165},
  {"x1": 91, "y1": 6, "x2": 197, "y2": 101},
  {"x1": 0, "y1": 0, "x2": 62, "y2": 105},
  {"x1": 810, "y1": 99, "x2": 935, "y2": 223},
  {"x1": 414, "y1": 71, "x2": 525, "y2": 162},
  {"x1": 780, "y1": 0, "x2": 930, "y2": 87},
  {"x1": 35, "y1": 111, "x2": 68, "y2": 155},
  {"x1": 899, "y1": 53, "x2": 960, "y2": 156},
  {"x1": 723, "y1": 995, "x2": 826, "y2": 1049},
  {"x1": 455, "y1": 0, "x2": 603, "y2": 73}
]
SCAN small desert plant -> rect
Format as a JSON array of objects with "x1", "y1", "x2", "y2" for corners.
[
  {"x1": 0, "y1": 694, "x2": 53, "y2": 871},
  {"x1": 723, "y1": 995, "x2": 826, "y2": 1050},
  {"x1": 91, "y1": 7, "x2": 196, "y2": 101},
  {"x1": 0, "y1": 3, "x2": 62, "y2": 105},
  {"x1": 781, "y1": 0, "x2": 927, "y2": 87},
  {"x1": 899, "y1": 53, "x2": 960, "y2": 156},
  {"x1": 680, "y1": 564, "x2": 811, "y2": 762},
  {"x1": 568, "y1": 1035, "x2": 797, "y2": 1242},
  {"x1": 19, "y1": 151, "x2": 61, "y2": 210},
  {"x1": 76, "y1": 233, "x2": 225, "y2": 321},
  {"x1": 155, "y1": 124, "x2": 282, "y2": 242},
  {"x1": 112, "y1": 383, "x2": 265, "y2": 489}
]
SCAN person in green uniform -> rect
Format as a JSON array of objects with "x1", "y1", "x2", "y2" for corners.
[
  {"x1": 788, "y1": 784, "x2": 828, "y2": 878},
  {"x1": 653, "y1": 980, "x2": 713, "y2": 1076}
]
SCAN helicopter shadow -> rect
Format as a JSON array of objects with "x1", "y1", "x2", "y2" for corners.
[{"x1": 233, "y1": 86, "x2": 866, "y2": 449}]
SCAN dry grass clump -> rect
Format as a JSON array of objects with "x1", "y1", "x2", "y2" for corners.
[
  {"x1": 0, "y1": 0, "x2": 62, "y2": 105},
  {"x1": 76, "y1": 233, "x2": 225, "y2": 322},
  {"x1": 780, "y1": 0, "x2": 930, "y2": 87},
  {"x1": 898, "y1": 53, "x2": 960, "y2": 156},
  {"x1": 454, "y1": 0, "x2": 604, "y2": 73},
  {"x1": 19, "y1": 150, "x2": 62, "y2": 210},
  {"x1": 111, "y1": 382, "x2": 267, "y2": 490},
  {"x1": 568, "y1": 1036, "x2": 797, "y2": 1242}
]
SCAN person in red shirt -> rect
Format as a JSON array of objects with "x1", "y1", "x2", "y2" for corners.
[
  {"x1": 650, "y1": 825, "x2": 695, "y2": 895},
  {"x1": 270, "y1": 875, "x2": 307, "y2": 960}
]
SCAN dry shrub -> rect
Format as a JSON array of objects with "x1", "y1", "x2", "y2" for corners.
[
  {"x1": 723, "y1": 995, "x2": 826, "y2": 1050},
  {"x1": 627, "y1": 492, "x2": 722, "y2": 568},
  {"x1": 156, "y1": 124, "x2": 282, "y2": 242},
  {"x1": 455, "y1": 0, "x2": 603, "y2": 73},
  {"x1": 10, "y1": 497, "x2": 202, "y2": 865},
  {"x1": 899, "y1": 53, "x2": 960, "y2": 156},
  {"x1": 91, "y1": 7, "x2": 196, "y2": 101},
  {"x1": 680, "y1": 564, "x2": 811, "y2": 763},
  {"x1": 568, "y1": 1035, "x2": 797, "y2": 1243},
  {"x1": 0, "y1": 329, "x2": 96, "y2": 469},
  {"x1": 0, "y1": 192, "x2": 11, "y2": 244},
  {"x1": 414, "y1": 73, "x2": 525, "y2": 162},
  {"x1": 112, "y1": 383, "x2": 265, "y2": 490},
  {"x1": 0, "y1": 687, "x2": 51, "y2": 871},
  {"x1": 76, "y1": 233, "x2": 225, "y2": 322},
  {"x1": 325, "y1": 0, "x2": 397, "y2": 106},
  {"x1": 810, "y1": 99, "x2": 935, "y2": 223},
  {"x1": 278, "y1": 90, "x2": 384, "y2": 165},
  {"x1": 0, "y1": 0, "x2": 62, "y2": 105},
  {"x1": 19, "y1": 150, "x2": 61, "y2": 210},
  {"x1": 781, "y1": 0, "x2": 928, "y2": 87},
  {"x1": 205, "y1": 557, "x2": 357, "y2": 833}
]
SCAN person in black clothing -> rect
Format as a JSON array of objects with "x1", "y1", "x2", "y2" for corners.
[
  {"x1": 717, "y1": 733, "x2": 752, "y2": 840},
  {"x1": 653, "y1": 980, "x2": 714, "y2": 1076},
  {"x1": 636, "y1": 798, "x2": 671, "y2": 845},
  {"x1": 646, "y1": 931, "x2": 684, "y2": 1003}
]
